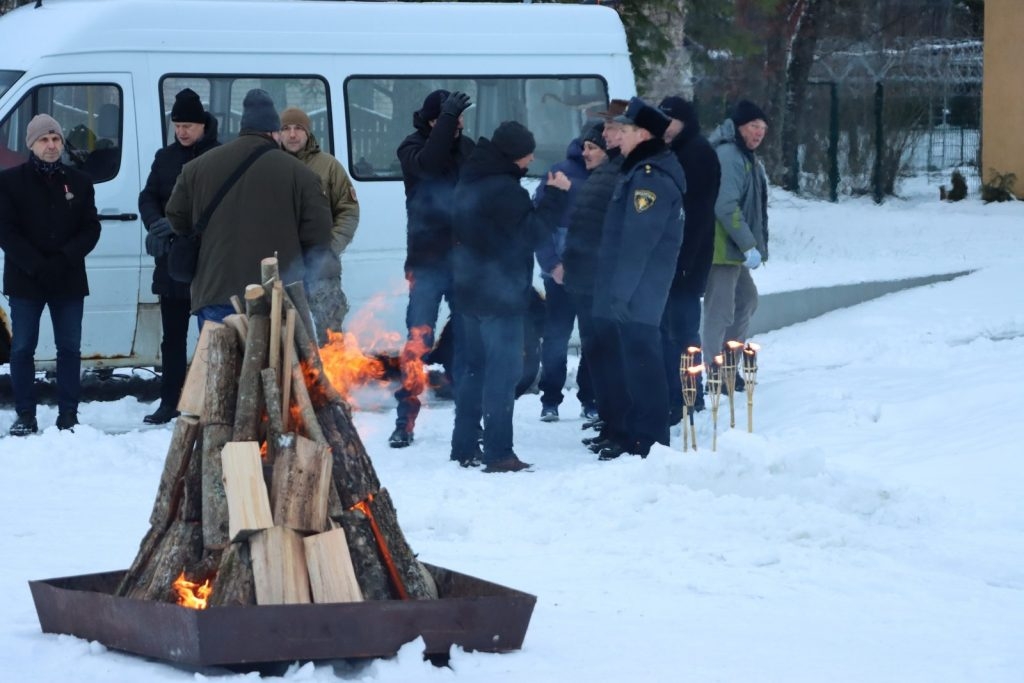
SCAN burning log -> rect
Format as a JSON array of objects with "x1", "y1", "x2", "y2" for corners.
[
  {"x1": 120, "y1": 521, "x2": 204, "y2": 601},
  {"x1": 207, "y1": 542, "x2": 256, "y2": 607}
]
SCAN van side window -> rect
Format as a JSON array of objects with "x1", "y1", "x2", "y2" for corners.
[
  {"x1": 345, "y1": 75, "x2": 609, "y2": 180},
  {"x1": 0, "y1": 83, "x2": 122, "y2": 182},
  {"x1": 160, "y1": 75, "x2": 330, "y2": 148}
]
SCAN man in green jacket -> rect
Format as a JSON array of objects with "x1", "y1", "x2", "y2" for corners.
[
  {"x1": 165, "y1": 89, "x2": 333, "y2": 328},
  {"x1": 702, "y1": 100, "x2": 769, "y2": 388},
  {"x1": 280, "y1": 107, "x2": 360, "y2": 343}
]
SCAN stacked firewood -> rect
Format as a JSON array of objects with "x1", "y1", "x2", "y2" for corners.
[{"x1": 115, "y1": 257, "x2": 437, "y2": 607}]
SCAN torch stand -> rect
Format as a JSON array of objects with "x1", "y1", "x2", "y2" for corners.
[
  {"x1": 742, "y1": 343, "x2": 760, "y2": 433},
  {"x1": 678, "y1": 347, "x2": 702, "y2": 452},
  {"x1": 706, "y1": 356, "x2": 724, "y2": 451},
  {"x1": 723, "y1": 341, "x2": 743, "y2": 429}
]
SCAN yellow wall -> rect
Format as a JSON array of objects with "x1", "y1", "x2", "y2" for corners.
[{"x1": 982, "y1": 0, "x2": 1024, "y2": 198}]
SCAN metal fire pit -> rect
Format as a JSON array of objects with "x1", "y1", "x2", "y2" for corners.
[{"x1": 29, "y1": 564, "x2": 535, "y2": 669}]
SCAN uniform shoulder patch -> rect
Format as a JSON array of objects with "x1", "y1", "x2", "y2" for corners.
[{"x1": 634, "y1": 189, "x2": 657, "y2": 212}]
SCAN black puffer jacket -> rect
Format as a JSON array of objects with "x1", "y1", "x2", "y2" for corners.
[
  {"x1": 452, "y1": 138, "x2": 567, "y2": 316},
  {"x1": 138, "y1": 113, "x2": 220, "y2": 298},
  {"x1": 396, "y1": 110, "x2": 475, "y2": 270},
  {"x1": 0, "y1": 160, "x2": 101, "y2": 300},
  {"x1": 668, "y1": 109, "x2": 721, "y2": 295},
  {"x1": 562, "y1": 152, "x2": 623, "y2": 298}
]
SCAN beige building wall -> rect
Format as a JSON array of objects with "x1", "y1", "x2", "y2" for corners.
[{"x1": 982, "y1": 0, "x2": 1024, "y2": 198}]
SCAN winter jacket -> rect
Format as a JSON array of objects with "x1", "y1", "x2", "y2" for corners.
[
  {"x1": 0, "y1": 159, "x2": 101, "y2": 300},
  {"x1": 562, "y1": 153, "x2": 623, "y2": 298},
  {"x1": 452, "y1": 138, "x2": 568, "y2": 316},
  {"x1": 291, "y1": 131, "x2": 360, "y2": 257},
  {"x1": 593, "y1": 139, "x2": 685, "y2": 326},
  {"x1": 533, "y1": 138, "x2": 590, "y2": 276},
  {"x1": 396, "y1": 110, "x2": 476, "y2": 270},
  {"x1": 165, "y1": 133, "x2": 334, "y2": 312},
  {"x1": 668, "y1": 111, "x2": 721, "y2": 295},
  {"x1": 138, "y1": 112, "x2": 220, "y2": 298},
  {"x1": 707, "y1": 118, "x2": 769, "y2": 265}
]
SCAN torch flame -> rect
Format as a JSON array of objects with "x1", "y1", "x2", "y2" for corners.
[{"x1": 173, "y1": 571, "x2": 212, "y2": 610}]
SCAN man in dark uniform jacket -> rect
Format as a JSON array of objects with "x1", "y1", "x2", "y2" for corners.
[
  {"x1": 138, "y1": 88, "x2": 220, "y2": 424},
  {"x1": 659, "y1": 95, "x2": 722, "y2": 423},
  {"x1": 0, "y1": 115, "x2": 101, "y2": 435},
  {"x1": 391, "y1": 89, "x2": 476, "y2": 448},
  {"x1": 592, "y1": 98, "x2": 685, "y2": 460}
]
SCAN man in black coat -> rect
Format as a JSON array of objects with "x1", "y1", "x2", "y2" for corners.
[
  {"x1": 592, "y1": 98, "x2": 685, "y2": 460},
  {"x1": 658, "y1": 96, "x2": 722, "y2": 423},
  {"x1": 138, "y1": 88, "x2": 220, "y2": 424},
  {"x1": 0, "y1": 115, "x2": 101, "y2": 435},
  {"x1": 450, "y1": 121, "x2": 570, "y2": 473},
  {"x1": 391, "y1": 89, "x2": 476, "y2": 448}
]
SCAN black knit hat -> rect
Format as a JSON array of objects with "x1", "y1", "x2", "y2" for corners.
[
  {"x1": 613, "y1": 97, "x2": 670, "y2": 138},
  {"x1": 491, "y1": 121, "x2": 536, "y2": 160},
  {"x1": 658, "y1": 96, "x2": 698, "y2": 127},
  {"x1": 581, "y1": 121, "x2": 607, "y2": 150},
  {"x1": 417, "y1": 89, "x2": 451, "y2": 122},
  {"x1": 731, "y1": 99, "x2": 768, "y2": 128},
  {"x1": 170, "y1": 88, "x2": 205, "y2": 124},
  {"x1": 240, "y1": 88, "x2": 280, "y2": 133}
]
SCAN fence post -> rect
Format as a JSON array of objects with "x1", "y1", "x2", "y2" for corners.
[{"x1": 873, "y1": 81, "x2": 885, "y2": 204}]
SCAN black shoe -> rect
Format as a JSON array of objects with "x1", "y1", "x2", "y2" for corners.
[
  {"x1": 483, "y1": 454, "x2": 532, "y2": 473},
  {"x1": 143, "y1": 404, "x2": 180, "y2": 425},
  {"x1": 389, "y1": 427, "x2": 414, "y2": 448},
  {"x1": 56, "y1": 411, "x2": 79, "y2": 431},
  {"x1": 9, "y1": 413, "x2": 38, "y2": 437},
  {"x1": 581, "y1": 434, "x2": 606, "y2": 446},
  {"x1": 597, "y1": 443, "x2": 628, "y2": 461},
  {"x1": 588, "y1": 438, "x2": 616, "y2": 453},
  {"x1": 540, "y1": 405, "x2": 559, "y2": 422},
  {"x1": 451, "y1": 447, "x2": 483, "y2": 468},
  {"x1": 582, "y1": 418, "x2": 604, "y2": 431}
]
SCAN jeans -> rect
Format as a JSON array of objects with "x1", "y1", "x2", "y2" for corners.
[
  {"x1": 159, "y1": 296, "x2": 191, "y2": 410},
  {"x1": 660, "y1": 288, "x2": 703, "y2": 418},
  {"x1": 8, "y1": 295, "x2": 84, "y2": 415},
  {"x1": 395, "y1": 265, "x2": 453, "y2": 433},
  {"x1": 195, "y1": 303, "x2": 236, "y2": 332},
  {"x1": 451, "y1": 313, "x2": 524, "y2": 463},
  {"x1": 539, "y1": 278, "x2": 593, "y2": 409}
]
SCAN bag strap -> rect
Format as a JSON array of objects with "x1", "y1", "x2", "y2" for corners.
[{"x1": 194, "y1": 143, "x2": 276, "y2": 234}]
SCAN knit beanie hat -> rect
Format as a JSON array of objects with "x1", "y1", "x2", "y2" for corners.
[
  {"x1": 280, "y1": 107, "x2": 311, "y2": 132},
  {"x1": 25, "y1": 114, "x2": 64, "y2": 148},
  {"x1": 417, "y1": 89, "x2": 451, "y2": 122},
  {"x1": 658, "y1": 96, "x2": 696, "y2": 125},
  {"x1": 731, "y1": 99, "x2": 768, "y2": 128},
  {"x1": 170, "y1": 88, "x2": 205, "y2": 124},
  {"x1": 581, "y1": 121, "x2": 607, "y2": 150},
  {"x1": 491, "y1": 121, "x2": 536, "y2": 160},
  {"x1": 613, "y1": 97, "x2": 671, "y2": 138},
  {"x1": 240, "y1": 88, "x2": 280, "y2": 133}
]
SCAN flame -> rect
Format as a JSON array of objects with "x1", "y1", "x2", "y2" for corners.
[
  {"x1": 352, "y1": 494, "x2": 409, "y2": 600},
  {"x1": 173, "y1": 571, "x2": 212, "y2": 610},
  {"x1": 398, "y1": 325, "x2": 432, "y2": 394}
]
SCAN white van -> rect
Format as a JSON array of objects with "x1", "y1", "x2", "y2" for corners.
[{"x1": 0, "y1": 0, "x2": 635, "y2": 369}]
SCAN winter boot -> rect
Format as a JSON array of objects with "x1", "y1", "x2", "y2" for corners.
[{"x1": 9, "y1": 412, "x2": 38, "y2": 437}]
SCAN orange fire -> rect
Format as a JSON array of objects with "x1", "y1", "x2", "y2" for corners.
[
  {"x1": 398, "y1": 325, "x2": 432, "y2": 394},
  {"x1": 352, "y1": 494, "x2": 409, "y2": 600},
  {"x1": 173, "y1": 571, "x2": 212, "y2": 610}
]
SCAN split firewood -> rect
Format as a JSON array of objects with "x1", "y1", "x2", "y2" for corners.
[
  {"x1": 201, "y1": 326, "x2": 241, "y2": 551},
  {"x1": 284, "y1": 280, "x2": 319, "y2": 348},
  {"x1": 221, "y1": 441, "x2": 274, "y2": 542},
  {"x1": 249, "y1": 525, "x2": 312, "y2": 605},
  {"x1": 222, "y1": 313, "x2": 248, "y2": 350},
  {"x1": 177, "y1": 321, "x2": 223, "y2": 418},
  {"x1": 270, "y1": 434, "x2": 331, "y2": 534},
  {"x1": 303, "y1": 528, "x2": 363, "y2": 603},
  {"x1": 281, "y1": 308, "x2": 296, "y2": 428},
  {"x1": 233, "y1": 285, "x2": 271, "y2": 442},
  {"x1": 269, "y1": 279, "x2": 283, "y2": 390},
  {"x1": 260, "y1": 367, "x2": 285, "y2": 466},
  {"x1": 290, "y1": 360, "x2": 326, "y2": 443}
]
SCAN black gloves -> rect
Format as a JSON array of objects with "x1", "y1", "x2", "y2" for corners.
[
  {"x1": 145, "y1": 217, "x2": 173, "y2": 258},
  {"x1": 440, "y1": 91, "x2": 471, "y2": 118},
  {"x1": 609, "y1": 298, "x2": 630, "y2": 323}
]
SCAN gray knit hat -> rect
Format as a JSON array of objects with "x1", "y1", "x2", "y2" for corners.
[
  {"x1": 26, "y1": 114, "x2": 64, "y2": 148},
  {"x1": 240, "y1": 89, "x2": 280, "y2": 133}
]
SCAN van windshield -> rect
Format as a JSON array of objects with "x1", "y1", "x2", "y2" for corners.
[{"x1": 0, "y1": 70, "x2": 23, "y2": 100}]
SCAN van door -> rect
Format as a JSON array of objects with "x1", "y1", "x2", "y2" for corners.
[{"x1": 0, "y1": 74, "x2": 142, "y2": 362}]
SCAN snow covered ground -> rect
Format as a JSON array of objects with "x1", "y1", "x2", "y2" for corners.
[{"x1": 1, "y1": 181, "x2": 1022, "y2": 682}]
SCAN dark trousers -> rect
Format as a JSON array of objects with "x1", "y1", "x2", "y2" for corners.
[
  {"x1": 539, "y1": 278, "x2": 593, "y2": 409},
  {"x1": 8, "y1": 295, "x2": 84, "y2": 416},
  {"x1": 587, "y1": 315, "x2": 629, "y2": 444},
  {"x1": 159, "y1": 295, "x2": 191, "y2": 410},
  {"x1": 451, "y1": 312, "x2": 523, "y2": 463},
  {"x1": 395, "y1": 265, "x2": 453, "y2": 433},
  {"x1": 571, "y1": 292, "x2": 599, "y2": 412},
  {"x1": 660, "y1": 288, "x2": 703, "y2": 419},
  {"x1": 619, "y1": 320, "x2": 670, "y2": 454}
]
